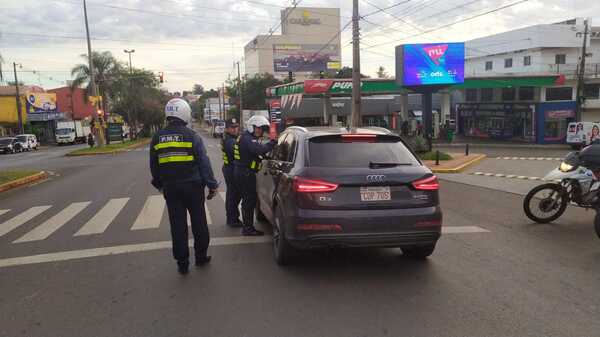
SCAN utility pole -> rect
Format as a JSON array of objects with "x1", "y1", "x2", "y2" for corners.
[
  {"x1": 576, "y1": 19, "x2": 589, "y2": 121},
  {"x1": 222, "y1": 83, "x2": 226, "y2": 120},
  {"x1": 237, "y1": 61, "x2": 243, "y2": 122},
  {"x1": 350, "y1": 0, "x2": 362, "y2": 128},
  {"x1": 83, "y1": 0, "x2": 105, "y2": 146},
  {"x1": 124, "y1": 49, "x2": 135, "y2": 139},
  {"x1": 12, "y1": 62, "x2": 24, "y2": 134}
]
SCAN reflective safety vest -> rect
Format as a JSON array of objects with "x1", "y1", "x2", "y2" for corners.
[
  {"x1": 234, "y1": 135, "x2": 262, "y2": 172},
  {"x1": 153, "y1": 128, "x2": 196, "y2": 182},
  {"x1": 221, "y1": 136, "x2": 235, "y2": 166}
]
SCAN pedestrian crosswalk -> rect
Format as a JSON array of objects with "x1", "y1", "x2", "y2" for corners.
[{"x1": 0, "y1": 194, "x2": 227, "y2": 245}]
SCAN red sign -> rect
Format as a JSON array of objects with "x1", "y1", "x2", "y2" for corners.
[
  {"x1": 304, "y1": 79, "x2": 334, "y2": 94},
  {"x1": 270, "y1": 100, "x2": 281, "y2": 109},
  {"x1": 423, "y1": 44, "x2": 448, "y2": 65},
  {"x1": 269, "y1": 121, "x2": 278, "y2": 140}
]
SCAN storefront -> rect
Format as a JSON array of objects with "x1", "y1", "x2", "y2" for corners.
[
  {"x1": 457, "y1": 103, "x2": 535, "y2": 141},
  {"x1": 536, "y1": 101, "x2": 576, "y2": 144}
]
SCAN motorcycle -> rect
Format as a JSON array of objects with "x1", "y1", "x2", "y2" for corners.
[{"x1": 523, "y1": 147, "x2": 600, "y2": 239}]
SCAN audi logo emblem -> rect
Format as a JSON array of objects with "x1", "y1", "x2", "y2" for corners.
[{"x1": 366, "y1": 175, "x2": 386, "y2": 183}]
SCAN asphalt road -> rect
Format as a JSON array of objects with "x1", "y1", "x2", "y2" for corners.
[{"x1": 1, "y1": 130, "x2": 599, "y2": 337}]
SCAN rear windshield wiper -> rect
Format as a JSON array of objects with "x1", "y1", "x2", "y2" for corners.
[{"x1": 369, "y1": 161, "x2": 413, "y2": 168}]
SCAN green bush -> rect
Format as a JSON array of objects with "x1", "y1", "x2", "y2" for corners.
[
  {"x1": 407, "y1": 135, "x2": 430, "y2": 153},
  {"x1": 419, "y1": 151, "x2": 453, "y2": 161}
]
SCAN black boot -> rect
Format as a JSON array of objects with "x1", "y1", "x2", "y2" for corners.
[
  {"x1": 195, "y1": 255, "x2": 212, "y2": 266},
  {"x1": 177, "y1": 260, "x2": 189, "y2": 275}
]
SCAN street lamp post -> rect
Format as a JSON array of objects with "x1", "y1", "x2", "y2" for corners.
[
  {"x1": 124, "y1": 49, "x2": 135, "y2": 139},
  {"x1": 12, "y1": 62, "x2": 24, "y2": 134}
]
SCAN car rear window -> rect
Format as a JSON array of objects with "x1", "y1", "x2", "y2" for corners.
[{"x1": 308, "y1": 135, "x2": 420, "y2": 167}]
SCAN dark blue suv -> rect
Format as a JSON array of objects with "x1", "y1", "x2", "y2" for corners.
[{"x1": 256, "y1": 126, "x2": 442, "y2": 265}]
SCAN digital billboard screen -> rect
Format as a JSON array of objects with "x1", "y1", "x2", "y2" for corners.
[
  {"x1": 273, "y1": 44, "x2": 340, "y2": 73},
  {"x1": 396, "y1": 42, "x2": 465, "y2": 86}
]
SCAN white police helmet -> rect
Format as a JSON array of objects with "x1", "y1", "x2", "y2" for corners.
[
  {"x1": 246, "y1": 115, "x2": 270, "y2": 133},
  {"x1": 165, "y1": 98, "x2": 192, "y2": 124}
]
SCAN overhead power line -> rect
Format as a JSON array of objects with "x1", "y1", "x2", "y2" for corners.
[{"x1": 364, "y1": 0, "x2": 531, "y2": 50}]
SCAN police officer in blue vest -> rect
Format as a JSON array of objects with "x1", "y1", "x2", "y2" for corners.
[
  {"x1": 234, "y1": 115, "x2": 276, "y2": 236},
  {"x1": 221, "y1": 118, "x2": 242, "y2": 226},
  {"x1": 150, "y1": 98, "x2": 218, "y2": 274}
]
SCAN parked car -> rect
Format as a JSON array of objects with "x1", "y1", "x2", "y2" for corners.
[
  {"x1": 0, "y1": 137, "x2": 24, "y2": 154},
  {"x1": 256, "y1": 126, "x2": 442, "y2": 265},
  {"x1": 15, "y1": 134, "x2": 39, "y2": 151},
  {"x1": 212, "y1": 120, "x2": 225, "y2": 138}
]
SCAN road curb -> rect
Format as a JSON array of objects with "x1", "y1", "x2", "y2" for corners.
[
  {"x1": 65, "y1": 139, "x2": 150, "y2": 157},
  {"x1": 430, "y1": 154, "x2": 487, "y2": 173},
  {"x1": 435, "y1": 143, "x2": 569, "y2": 150},
  {"x1": 0, "y1": 171, "x2": 48, "y2": 193}
]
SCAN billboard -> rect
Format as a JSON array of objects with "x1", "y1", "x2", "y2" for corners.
[
  {"x1": 396, "y1": 42, "x2": 464, "y2": 86},
  {"x1": 273, "y1": 44, "x2": 340, "y2": 73},
  {"x1": 25, "y1": 92, "x2": 57, "y2": 114}
]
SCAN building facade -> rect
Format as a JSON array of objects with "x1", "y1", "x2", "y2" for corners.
[
  {"x1": 244, "y1": 7, "x2": 342, "y2": 81},
  {"x1": 457, "y1": 18, "x2": 600, "y2": 143},
  {"x1": 48, "y1": 87, "x2": 95, "y2": 120}
]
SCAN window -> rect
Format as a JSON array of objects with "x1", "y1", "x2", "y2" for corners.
[
  {"x1": 504, "y1": 58, "x2": 513, "y2": 68},
  {"x1": 485, "y1": 61, "x2": 493, "y2": 71},
  {"x1": 519, "y1": 86, "x2": 535, "y2": 101},
  {"x1": 523, "y1": 56, "x2": 531, "y2": 66},
  {"x1": 481, "y1": 88, "x2": 494, "y2": 101},
  {"x1": 555, "y1": 54, "x2": 566, "y2": 64},
  {"x1": 466, "y1": 89, "x2": 478, "y2": 102},
  {"x1": 308, "y1": 137, "x2": 419, "y2": 168},
  {"x1": 502, "y1": 88, "x2": 516, "y2": 101},
  {"x1": 584, "y1": 84, "x2": 600, "y2": 99},
  {"x1": 274, "y1": 133, "x2": 290, "y2": 161},
  {"x1": 545, "y1": 87, "x2": 573, "y2": 101}
]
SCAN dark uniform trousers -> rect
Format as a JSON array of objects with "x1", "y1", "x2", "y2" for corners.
[
  {"x1": 222, "y1": 164, "x2": 241, "y2": 223},
  {"x1": 234, "y1": 166, "x2": 258, "y2": 228},
  {"x1": 163, "y1": 182, "x2": 209, "y2": 262}
]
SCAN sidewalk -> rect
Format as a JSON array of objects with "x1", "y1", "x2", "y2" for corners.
[
  {"x1": 432, "y1": 135, "x2": 570, "y2": 150},
  {"x1": 422, "y1": 153, "x2": 486, "y2": 173}
]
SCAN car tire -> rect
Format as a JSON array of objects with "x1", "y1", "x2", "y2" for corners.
[
  {"x1": 273, "y1": 206, "x2": 295, "y2": 266},
  {"x1": 401, "y1": 244, "x2": 436, "y2": 259}
]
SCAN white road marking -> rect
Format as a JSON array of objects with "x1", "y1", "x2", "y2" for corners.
[
  {"x1": 0, "y1": 206, "x2": 51, "y2": 237},
  {"x1": 14, "y1": 202, "x2": 91, "y2": 243},
  {"x1": 131, "y1": 195, "x2": 165, "y2": 230},
  {"x1": 0, "y1": 236, "x2": 272, "y2": 268},
  {"x1": 75, "y1": 198, "x2": 130, "y2": 236},
  {"x1": 496, "y1": 157, "x2": 562, "y2": 161},
  {"x1": 443, "y1": 226, "x2": 490, "y2": 234},
  {"x1": 469, "y1": 172, "x2": 561, "y2": 183},
  {"x1": 0, "y1": 210, "x2": 9, "y2": 217}
]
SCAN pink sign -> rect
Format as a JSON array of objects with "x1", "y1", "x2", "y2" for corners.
[
  {"x1": 546, "y1": 109, "x2": 575, "y2": 119},
  {"x1": 423, "y1": 44, "x2": 449, "y2": 65}
]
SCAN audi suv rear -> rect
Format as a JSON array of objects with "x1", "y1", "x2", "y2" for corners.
[{"x1": 256, "y1": 127, "x2": 442, "y2": 265}]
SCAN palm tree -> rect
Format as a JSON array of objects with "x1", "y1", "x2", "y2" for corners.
[{"x1": 71, "y1": 51, "x2": 121, "y2": 113}]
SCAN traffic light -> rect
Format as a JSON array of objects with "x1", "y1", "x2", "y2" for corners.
[{"x1": 159, "y1": 72, "x2": 164, "y2": 83}]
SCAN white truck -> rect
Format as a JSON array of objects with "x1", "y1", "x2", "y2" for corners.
[{"x1": 55, "y1": 120, "x2": 91, "y2": 145}]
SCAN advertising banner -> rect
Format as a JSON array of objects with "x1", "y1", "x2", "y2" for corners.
[
  {"x1": 396, "y1": 42, "x2": 465, "y2": 86},
  {"x1": 273, "y1": 44, "x2": 340, "y2": 73},
  {"x1": 25, "y1": 92, "x2": 57, "y2": 114}
]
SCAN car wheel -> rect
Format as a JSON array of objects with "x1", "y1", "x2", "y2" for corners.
[
  {"x1": 273, "y1": 206, "x2": 295, "y2": 266},
  {"x1": 401, "y1": 244, "x2": 436, "y2": 259}
]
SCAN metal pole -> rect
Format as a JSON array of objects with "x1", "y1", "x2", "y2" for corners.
[
  {"x1": 350, "y1": 0, "x2": 362, "y2": 128},
  {"x1": 222, "y1": 83, "x2": 226, "y2": 120},
  {"x1": 83, "y1": 0, "x2": 105, "y2": 146},
  {"x1": 237, "y1": 61, "x2": 243, "y2": 121},
  {"x1": 13, "y1": 62, "x2": 23, "y2": 134},
  {"x1": 576, "y1": 19, "x2": 589, "y2": 121},
  {"x1": 124, "y1": 49, "x2": 135, "y2": 139}
]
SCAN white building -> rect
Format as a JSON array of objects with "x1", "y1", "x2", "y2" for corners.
[
  {"x1": 244, "y1": 7, "x2": 342, "y2": 81},
  {"x1": 465, "y1": 18, "x2": 600, "y2": 120},
  {"x1": 203, "y1": 97, "x2": 229, "y2": 122}
]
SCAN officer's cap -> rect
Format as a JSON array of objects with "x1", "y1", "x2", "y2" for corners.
[{"x1": 225, "y1": 118, "x2": 239, "y2": 128}]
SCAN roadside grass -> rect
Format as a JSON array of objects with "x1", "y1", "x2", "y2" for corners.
[
  {"x1": 0, "y1": 170, "x2": 40, "y2": 185},
  {"x1": 67, "y1": 138, "x2": 149, "y2": 155},
  {"x1": 419, "y1": 151, "x2": 453, "y2": 161}
]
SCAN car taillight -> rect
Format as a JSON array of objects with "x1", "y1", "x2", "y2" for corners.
[
  {"x1": 340, "y1": 134, "x2": 376, "y2": 142},
  {"x1": 412, "y1": 176, "x2": 439, "y2": 191},
  {"x1": 293, "y1": 177, "x2": 338, "y2": 193}
]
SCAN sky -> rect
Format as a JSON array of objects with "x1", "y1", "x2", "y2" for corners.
[{"x1": 0, "y1": 0, "x2": 599, "y2": 92}]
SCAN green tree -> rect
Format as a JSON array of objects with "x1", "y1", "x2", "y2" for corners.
[
  {"x1": 193, "y1": 84, "x2": 205, "y2": 95},
  {"x1": 71, "y1": 51, "x2": 122, "y2": 114},
  {"x1": 226, "y1": 73, "x2": 281, "y2": 110},
  {"x1": 376, "y1": 66, "x2": 389, "y2": 79},
  {"x1": 335, "y1": 66, "x2": 369, "y2": 79}
]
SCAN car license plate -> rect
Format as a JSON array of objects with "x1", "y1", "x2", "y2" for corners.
[{"x1": 360, "y1": 186, "x2": 391, "y2": 201}]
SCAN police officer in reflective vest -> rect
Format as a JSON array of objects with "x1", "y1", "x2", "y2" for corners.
[
  {"x1": 221, "y1": 118, "x2": 242, "y2": 226},
  {"x1": 150, "y1": 98, "x2": 218, "y2": 275},
  {"x1": 234, "y1": 115, "x2": 275, "y2": 236}
]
